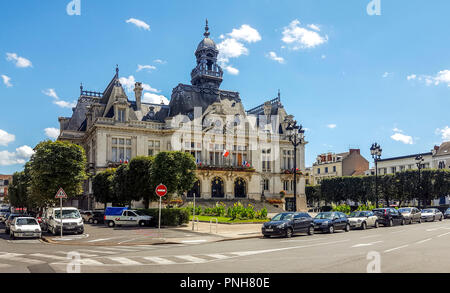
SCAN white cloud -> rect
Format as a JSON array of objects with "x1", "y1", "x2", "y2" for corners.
[
  {"x1": 224, "y1": 66, "x2": 239, "y2": 75},
  {"x1": 307, "y1": 24, "x2": 321, "y2": 31},
  {"x1": 392, "y1": 127, "x2": 403, "y2": 133},
  {"x1": 227, "y1": 24, "x2": 262, "y2": 43},
  {"x1": 143, "y1": 92, "x2": 169, "y2": 105},
  {"x1": 6, "y1": 53, "x2": 32, "y2": 68},
  {"x1": 42, "y1": 88, "x2": 59, "y2": 99},
  {"x1": 125, "y1": 18, "x2": 150, "y2": 31},
  {"x1": 44, "y1": 127, "x2": 60, "y2": 140},
  {"x1": 217, "y1": 38, "x2": 249, "y2": 64},
  {"x1": 1, "y1": 75, "x2": 12, "y2": 87},
  {"x1": 42, "y1": 88, "x2": 76, "y2": 108},
  {"x1": 327, "y1": 124, "x2": 337, "y2": 129},
  {"x1": 407, "y1": 70, "x2": 450, "y2": 87},
  {"x1": 119, "y1": 75, "x2": 159, "y2": 93},
  {"x1": 0, "y1": 145, "x2": 34, "y2": 166},
  {"x1": 154, "y1": 59, "x2": 166, "y2": 64},
  {"x1": 383, "y1": 72, "x2": 393, "y2": 78},
  {"x1": 137, "y1": 64, "x2": 156, "y2": 72},
  {"x1": 282, "y1": 19, "x2": 328, "y2": 50},
  {"x1": 0, "y1": 129, "x2": 15, "y2": 146},
  {"x1": 436, "y1": 126, "x2": 450, "y2": 141},
  {"x1": 391, "y1": 133, "x2": 413, "y2": 145},
  {"x1": 321, "y1": 55, "x2": 327, "y2": 59},
  {"x1": 267, "y1": 52, "x2": 285, "y2": 64}
]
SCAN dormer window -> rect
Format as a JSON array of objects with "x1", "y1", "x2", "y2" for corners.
[{"x1": 118, "y1": 109, "x2": 125, "y2": 122}]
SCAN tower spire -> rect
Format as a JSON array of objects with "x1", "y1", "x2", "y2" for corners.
[
  {"x1": 115, "y1": 64, "x2": 119, "y2": 77},
  {"x1": 204, "y1": 19, "x2": 210, "y2": 38}
]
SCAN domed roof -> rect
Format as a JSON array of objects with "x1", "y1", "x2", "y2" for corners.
[{"x1": 197, "y1": 37, "x2": 217, "y2": 51}]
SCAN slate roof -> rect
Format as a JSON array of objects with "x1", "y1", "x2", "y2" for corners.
[{"x1": 435, "y1": 141, "x2": 450, "y2": 157}]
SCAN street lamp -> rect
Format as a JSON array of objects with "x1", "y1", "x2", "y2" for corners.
[
  {"x1": 286, "y1": 120, "x2": 305, "y2": 212},
  {"x1": 415, "y1": 155, "x2": 424, "y2": 208},
  {"x1": 370, "y1": 143, "x2": 382, "y2": 208},
  {"x1": 260, "y1": 179, "x2": 265, "y2": 202}
]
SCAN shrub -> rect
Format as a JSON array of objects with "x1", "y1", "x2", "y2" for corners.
[
  {"x1": 331, "y1": 204, "x2": 351, "y2": 214},
  {"x1": 139, "y1": 208, "x2": 190, "y2": 226}
]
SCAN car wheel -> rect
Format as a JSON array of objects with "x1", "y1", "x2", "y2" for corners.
[
  {"x1": 433, "y1": 216, "x2": 436, "y2": 222},
  {"x1": 374, "y1": 221, "x2": 379, "y2": 228},
  {"x1": 10, "y1": 231, "x2": 15, "y2": 240},
  {"x1": 93, "y1": 219, "x2": 98, "y2": 224},
  {"x1": 418, "y1": 218, "x2": 422, "y2": 224},
  {"x1": 401, "y1": 219, "x2": 405, "y2": 226},
  {"x1": 107, "y1": 221, "x2": 115, "y2": 228},
  {"x1": 439, "y1": 216, "x2": 443, "y2": 222},
  {"x1": 409, "y1": 219, "x2": 413, "y2": 225},
  {"x1": 361, "y1": 222, "x2": 367, "y2": 230},
  {"x1": 285, "y1": 228, "x2": 293, "y2": 238},
  {"x1": 328, "y1": 225, "x2": 334, "y2": 234},
  {"x1": 388, "y1": 219, "x2": 393, "y2": 227},
  {"x1": 88, "y1": 218, "x2": 93, "y2": 224},
  {"x1": 345, "y1": 223, "x2": 350, "y2": 232},
  {"x1": 307, "y1": 226, "x2": 314, "y2": 236},
  {"x1": 139, "y1": 221, "x2": 146, "y2": 227},
  {"x1": 263, "y1": 235, "x2": 270, "y2": 238}
]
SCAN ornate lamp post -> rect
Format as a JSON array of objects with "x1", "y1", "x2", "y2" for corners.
[
  {"x1": 370, "y1": 143, "x2": 382, "y2": 208},
  {"x1": 286, "y1": 120, "x2": 305, "y2": 212},
  {"x1": 415, "y1": 155, "x2": 424, "y2": 208}
]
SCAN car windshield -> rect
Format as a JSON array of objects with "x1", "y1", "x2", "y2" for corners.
[
  {"x1": 398, "y1": 208, "x2": 411, "y2": 213},
  {"x1": 54, "y1": 210, "x2": 81, "y2": 219},
  {"x1": 446, "y1": 209, "x2": 450, "y2": 212},
  {"x1": 349, "y1": 212, "x2": 366, "y2": 217},
  {"x1": 422, "y1": 209, "x2": 433, "y2": 213},
  {"x1": 16, "y1": 218, "x2": 38, "y2": 225},
  {"x1": 134, "y1": 211, "x2": 147, "y2": 216},
  {"x1": 271, "y1": 213, "x2": 293, "y2": 221},
  {"x1": 315, "y1": 212, "x2": 334, "y2": 220}
]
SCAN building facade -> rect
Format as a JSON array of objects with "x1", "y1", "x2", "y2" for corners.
[
  {"x1": 0, "y1": 175, "x2": 12, "y2": 203},
  {"x1": 58, "y1": 22, "x2": 308, "y2": 211},
  {"x1": 311, "y1": 149, "x2": 369, "y2": 184},
  {"x1": 432, "y1": 142, "x2": 450, "y2": 170},
  {"x1": 376, "y1": 152, "x2": 432, "y2": 175}
]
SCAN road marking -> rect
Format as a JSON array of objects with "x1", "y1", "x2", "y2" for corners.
[
  {"x1": 77, "y1": 249, "x2": 117, "y2": 255},
  {"x1": 181, "y1": 240, "x2": 207, "y2": 243},
  {"x1": 0, "y1": 253, "x2": 44, "y2": 264},
  {"x1": 206, "y1": 254, "x2": 230, "y2": 260},
  {"x1": 360, "y1": 235, "x2": 380, "y2": 239},
  {"x1": 29, "y1": 253, "x2": 67, "y2": 261},
  {"x1": 383, "y1": 245, "x2": 409, "y2": 253},
  {"x1": 280, "y1": 237, "x2": 326, "y2": 243},
  {"x1": 437, "y1": 232, "x2": 450, "y2": 238},
  {"x1": 143, "y1": 257, "x2": 176, "y2": 265},
  {"x1": 351, "y1": 241, "x2": 383, "y2": 248},
  {"x1": 95, "y1": 247, "x2": 139, "y2": 252},
  {"x1": 175, "y1": 255, "x2": 208, "y2": 263},
  {"x1": 108, "y1": 257, "x2": 142, "y2": 265},
  {"x1": 416, "y1": 238, "x2": 432, "y2": 244},
  {"x1": 55, "y1": 251, "x2": 98, "y2": 258},
  {"x1": 87, "y1": 238, "x2": 112, "y2": 243}
]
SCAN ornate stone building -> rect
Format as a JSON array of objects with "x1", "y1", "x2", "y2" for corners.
[{"x1": 58, "y1": 21, "x2": 307, "y2": 211}]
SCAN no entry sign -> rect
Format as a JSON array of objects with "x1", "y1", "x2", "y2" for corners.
[{"x1": 155, "y1": 184, "x2": 167, "y2": 197}]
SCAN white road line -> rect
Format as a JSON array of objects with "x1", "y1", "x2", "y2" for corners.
[
  {"x1": 437, "y1": 232, "x2": 450, "y2": 238},
  {"x1": 181, "y1": 240, "x2": 207, "y2": 243},
  {"x1": 383, "y1": 245, "x2": 409, "y2": 253},
  {"x1": 108, "y1": 257, "x2": 142, "y2": 265},
  {"x1": 416, "y1": 238, "x2": 432, "y2": 244},
  {"x1": 206, "y1": 254, "x2": 230, "y2": 260},
  {"x1": 77, "y1": 249, "x2": 117, "y2": 255},
  {"x1": 29, "y1": 253, "x2": 67, "y2": 261},
  {"x1": 88, "y1": 238, "x2": 112, "y2": 243},
  {"x1": 175, "y1": 255, "x2": 208, "y2": 263},
  {"x1": 143, "y1": 257, "x2": 176, "y2": 265},
  {"x1": 96, "y1": 247, "x2": 139, "y2": 252},
  {"x1": 351, "y1": 241, "x2": 383, "y2": 248},
  {"x1": 55, "y1": 251, "x2": 98, "y2": 258},
  {"x1": 0, "y1": 253, "x2": 45, "y2": 264}
]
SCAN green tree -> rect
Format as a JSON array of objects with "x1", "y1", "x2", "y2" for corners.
[
  {"x1": 128, "y1": 156, "x2": 155, "y2": 209},
  {"x1": 151, "y1": 151, "x2": 197, "y2": 200},
  {"x1": 92, "y1": 168, "x2": 115, "y2": 208},
  {"x1": 29, "y1": 140, "x2": 87, "y2": 207},
  {"x1": 8, "y1": 169, "x2": 31, "y2": 211},
  {"x1": 112, "y1": 164, "x2": 139, "y2": 207}
]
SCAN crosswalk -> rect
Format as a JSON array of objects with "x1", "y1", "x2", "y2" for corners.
[{"x1": 0, "y1": 244, "x2": 247, "y2": 268}]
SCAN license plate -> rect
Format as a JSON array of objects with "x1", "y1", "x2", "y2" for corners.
[
  {"x1": 24, "y1": 233, "x2": 34, "y2": 236},
  {"x1": 265, "y1": 228, "x2": 273, "y2": 232}
]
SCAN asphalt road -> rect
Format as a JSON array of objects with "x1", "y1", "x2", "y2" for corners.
[{"x1": 1, "y1": 219, "x2": 450, "y2": 273}]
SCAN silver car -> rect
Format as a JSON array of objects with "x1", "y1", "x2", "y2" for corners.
[
  {"x1": 421, "y1": 208, "x2": 443, "y2": 222},
  {"x1": 398, "y1": 207, "x2": 422, "y2": 224},
  {"x1": 348, "y1": 211, "x2": 379, "y2": 230}
]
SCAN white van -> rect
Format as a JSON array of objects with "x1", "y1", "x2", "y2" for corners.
[{"x1": 45, "y1": 207, "x2": 84, "y2": 235}]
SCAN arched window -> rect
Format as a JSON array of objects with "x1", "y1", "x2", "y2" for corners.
[
  {"x1": 234, "y1": 178, "x2": 246, "y2": 198},
  {"x1": 187, "y1": 180, "x2": 200, "y2": 198},
  {"x1": 211, "y1": 177, "x2": 224, "y2": 198}
]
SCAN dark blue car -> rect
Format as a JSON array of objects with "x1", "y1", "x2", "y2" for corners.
[
  {"x1": 313, "y1": 212, "x2": 350, "y2": 233},
  {"x1": 262, "y1": 212, "x2": 315, "y2": 238}
]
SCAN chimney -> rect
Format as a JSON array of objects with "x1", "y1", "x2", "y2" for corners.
[
  {"x1": 134, "y1": 82, "x2": 143, "y2": 110},
  {"x1": 349, "y1": 149, "x2": 360, "y2": 155}
]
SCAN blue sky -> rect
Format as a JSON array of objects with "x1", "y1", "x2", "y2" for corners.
[{"x1": 0, "y1": 0, "x2": 449, "y2": 174}]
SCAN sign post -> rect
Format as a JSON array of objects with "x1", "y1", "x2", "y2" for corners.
[
  {"x1": 192, "y1": 193, "x2": 196, "y2": 231},
  {"x1": 55, "y1": 188, "x2": 68, "y2": 238},
  {"x1": 155, "y1": 184, "x2": 167, "y2": 238}
]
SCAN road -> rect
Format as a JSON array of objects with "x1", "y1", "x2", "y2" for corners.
[{"x1": 1, "y1": 219, "x2": 450, "y2": 273}]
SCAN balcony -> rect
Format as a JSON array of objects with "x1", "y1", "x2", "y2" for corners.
[{"x1": 197, "y1": 165, "x2": 255, "y2": 172}]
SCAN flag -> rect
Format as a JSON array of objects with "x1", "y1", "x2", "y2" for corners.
[
  {"x1": 196, "y1": 158, "x2": 202, "y2": 166},
  {"x1": 223, "y1": 150, "x2": 230, "y2": 158}
]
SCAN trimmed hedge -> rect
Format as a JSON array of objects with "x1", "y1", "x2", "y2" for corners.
[{"x1": 139, "y1": 208, "x2": 190, "y2": 226}]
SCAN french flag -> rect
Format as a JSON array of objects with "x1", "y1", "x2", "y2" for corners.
[
  {"x1": 196, "y1": 158, "x2": 202, "y2": 166},
  {"x1": 243, "y1": 161, "x2": 250, "y2": 167},
  {"x1": 223, "y1": 150, "x2": 230, "y2": 158}
]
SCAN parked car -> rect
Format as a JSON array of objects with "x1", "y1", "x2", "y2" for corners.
[
  {"x1": 104, "y1": 207, "x2": 152, "y2": 227},
  {"x1": 398, "y1": 207, "x2": 422, "y2": 224},
  {"x1": 91, "y1": 210, "x2": 105, "y2": 224},
  {"x1": 5, "y1": 213, "x2": 28, "y2": 234},
  {"x1": 262, "y1": 212, "x2": 314, "y2": 238},
  {"x1": 9, "y1": 217, "x2": 42, "y2": 239},
  {"x1": 421, "y1": 208, "x2": 443, "y2": 222},
  {"x1": 444, "y1": 208, "x2": 450, "y2": 219},
  {"x1": 0, "y1": 208, "x2": 10, "y2": 222},
  {"x1": 372, "y1": 208, "x2": 405, "y2": 227},
  {"x1": 348, "y1": 211, "x2": 379, "y2": 229},
  {"x1": 313, "y1": 212, "x2": 350, "y2": 233},
  {"x1": 44, "y1": 207, "x2": 84, "y2": 235},
  {"x1": 80, "y1": 210, "x2": 94, "y2": 223}
]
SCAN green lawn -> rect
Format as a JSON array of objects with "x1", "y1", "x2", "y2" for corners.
[{"x1": 190, "y1": 215, "x2": 269, "y2": 224}]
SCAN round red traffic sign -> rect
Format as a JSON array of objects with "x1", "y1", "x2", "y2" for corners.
[{"x1": 155, "y1": 184, "x2": 168, "y2": 197}]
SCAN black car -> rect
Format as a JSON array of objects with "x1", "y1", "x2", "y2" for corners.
[
  {"x1": 91, "y1": 211, "x2": 105, "y2": 224},
  {"x1": 444, "y1": 208, "x2": 450, "y2": 219},
  {"x1": 262, "y1": 212, "x2": 314, "y2": 238},
  {"x1": 313, "y1": 212, "x2": 351, "y2": 233},
  {"x1": 372, "y1": 208, "x2": 405, "y2": 227}
]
